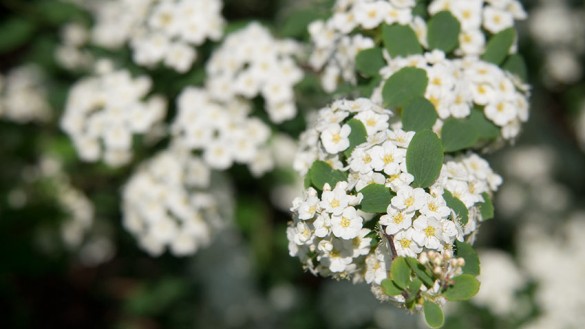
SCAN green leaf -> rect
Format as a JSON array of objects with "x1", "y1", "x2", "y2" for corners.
[
  {"x1": 358, "y1": 75, "x2": 382, "y2": 98},
  {"x1": 304, "y1": 173, "x2": 312, "y2": 189},
  {"x1": 454, "y1": 241, "x2": 480, "y2": 276},
  {"x1": 382, "y1": 67, "x2": 428, "y2": 109},
  {"x1": 503, "y1": 53, "x2": 527, "y2": 82},
  {"x1": 0, "y1": 18, "x2": 35, "y2": 53},
  {"x1": 423, "y1": 301, "x2": 445, "y2": 328},
  {"x1": 381, "y1": 278, "x2": 403, "y2": 296},
  {"x1": 391, "y1": 257, "x2": 411, "y2": 289},
  {"x1": 481, "y1": 28, "x2": 516, "y2": 65},
  {"x1": 355, "y1": 47, "x2": 386, "y2": 77},
  {"x1": 407, "y1": 277, "x2": 423, "y2": 304},
  {"x1": 382, "y1": 24, "x2": 423, "y2": 58},
  {"x1": 427, "y1": 11, "x2": 461, "y2": 53},
  {"x1": 280, "y1": 10, "x2": 324, "y2": 38},
  {"x1": 405, "y1": 257, "x2": 435, "y2": 287},
  {"x1": 36, "y1": 1, "x2": 87, "y2": 25},
  {"x1": 443, "y1": 190, "x2": 469, "y2": 225},
  {"x1": 441, "y1": 118, "x2": 479, "y2": 152},
  {"x1": 444, "y1": 274, "x2": 480, "y2": 301},
  {"x1": 309, "y1": 161, "x2": 347, "y2": 190},
  {"x1": 406, "y1": 130, "x2": 443, "y2": 188},
  {"x1": 344, "y1": 119, "x2": 368, "y2": 157},
  {"x1": 401, "y1": 97, "x2": 438, "y2": 132},
  {"x1": 468, "y1": 107, "x2": 500, "y2": 142},
  {"x1": 359, "y1": 184, "x2": 392, "y2": 213},
  {"x1": 479, "y1": 192, "x2": 494, "y2": 220}
]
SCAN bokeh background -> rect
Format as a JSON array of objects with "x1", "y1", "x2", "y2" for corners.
[{"x1": 1, "y1": 0, "x2": 585, "y2": 328}]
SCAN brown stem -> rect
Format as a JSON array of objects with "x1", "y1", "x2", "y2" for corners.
[{"x1": 382, "y1": 227, "x2": 397, "y2": 260}]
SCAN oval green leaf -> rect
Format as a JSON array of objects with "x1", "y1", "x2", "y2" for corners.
[
  {"x1": 427, "y1": 11, "x2": 461, "y2": 53},
  {"x1": 481, "y1": 28, "x2": 516, "y2": 65},
  {"x1": 503, "y1": 53, "x2": 527, "y2": 82},
  {"x1": 443, "y1": 190, "x2": 469, "y2": 225},
  {"x1": 401, "y1": 97, "x2": 438, "y2": 132},
  {"x1": 382, "y1": 24, "x2": 423, "y2": 58},
  {"x1": 454, "y1": 241, "x2": 480, "y2": 276},
  {"x1": 344, "y1": 119, "x2": 368, "y2": 157},
  {"x1": 359, "y1": 183, "x2": 392, "y2": 213},
  {"x1": 406, "y1": 130, "x2": 443, "y2": 188},
  {"x1": 382, "y1": 67, "x2": 428, "y2": 109},
  {"x1": 381, "y1": 278, "x2": 403, "y2": 296},
  {"x1": 469, "y1": 107, "x2": 500, "y2": 142},
  {"x1": 355, "y1": 47, "x2": 386, "y2": 77},
  {"x1": 441, "y1": 118, "x2": 479, "y2": 152},
  {"x1": 423, "y1": 301, "x2": 445, "y2": 329},
  {"x1": 391, "y1": 257, "x2": 411, "y2": 289},
  {"x1": 309, "y1": 161, "x2": 347, "y2": 190},
  {"x1": 479, "y1": 192, "x2": 494, "y2": 220},
  {"x1": 444, "y1": 274, "x2": 480, "y2": 301},
  {"x1": 405, "y1": 257, "x2": 435, "y2": 287}
]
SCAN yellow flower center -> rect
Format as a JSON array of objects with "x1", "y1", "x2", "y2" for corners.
[
  {"x1": 424, "y1": 226, "x2": 436, "y2": 237},
  {"x1": 340, "y1": 216, "x2": 351, "y2": 228}
]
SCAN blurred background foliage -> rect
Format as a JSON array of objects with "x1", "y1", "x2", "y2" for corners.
[{"x1": 1, "y1": 0, "x2": 585, "y2": 328}]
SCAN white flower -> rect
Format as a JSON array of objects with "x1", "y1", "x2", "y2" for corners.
[
  {"x1": 370, "y1": 141, "x2": 406, "y2": 175},
  {"x1": 331, "y1": 206, "x2": 363, "y2": 240},
  {"x1": 380, "y1": 206, "x2": 414, "y2": 235},
  {"x1": 354, "y1": 110, "x2": 390, "y2": 136},
  {"x1": 393, "y1": 228, "x2": 422, "y2": 257},
  {"x1": 483, "y1": 6, "x2": 514, "y2": 33},
  {"x1": 320, "y1": 182, "x2": 352, "y2": 215},
  {"x1": 391, "y1": 186, "x2": 427, "y2": 212},
  {"x1": 320, "y1": 123, "x2": 351, "y2": 154},
  {"x1": 420, "y1": 194, "x2": 451, "y2": 219},
  {"x1": 412, "y1": 215, "x2": 444, "y2": 250}
]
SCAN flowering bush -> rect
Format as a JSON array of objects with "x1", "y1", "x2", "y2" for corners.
[{"x1": 4, "y1": 0, "x2": 585, "y2": 328}]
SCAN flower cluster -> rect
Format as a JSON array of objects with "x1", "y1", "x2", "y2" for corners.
[
  {"x1": 171, "y1": 87, "x2": 274, "y2": 176},
  {"x1": 371, "y1": 52, "x2": 529, "y2": 140},
  {"x1": 0, "y1": 65, "x2": 52, "y2": 123},
  {"x1": 90, "y1": 0, "x2": 224, "y2": 72},
  {"x1": 428, "y1": 0, "x2": 526, "y2": 56},
  {"x1": 61, "y1": 63, "x2": 166, "y2": 166},
  {"x1": 528, "y1": 0, "x2": 585, "y2": 85},
  {"x1": 288, "y1": 98, "x2": 500, "y2": 303},
  {"x1": 206, "y1": 22, "x2": 304, "y2": 123},
  {"x1": 309, "y1": 0, "x2": 526, "y2": 91},
  {"x1": 308, "y1": 0, "x2": 416, "y2": 92},
  {"x1": 122, "y1": 148, "x2": 231, "y2": 256},
  {"x1": 55, "y1": 22, "x2": 94, "y2": 71}
]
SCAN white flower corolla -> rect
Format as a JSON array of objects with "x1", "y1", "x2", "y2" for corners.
[
  {"x1": 393, "y1": 228, "x2": 422, "y2": 257},
  {"x1": 90, "y1": 0, "x2": 224, "y2": 72},
  {"x1": 61, "y1": 65, "x2": 166, "y2": 166},
  {"x1": 288, "y1": 98, "x2": 501, "y2": 302},
  {"x1": 122, "y1": 148, "x2": 231, "y2": 257},
  {"x1": 171, "y1": 87, "x2": 274, "y2": 176},
  {"x1": 321, "y1": 123, "x2": 352, "y2": 154},
  {"x1": 380, "y1": 206, "x2": 414, "y2": 235},
  {"x1": 391, "y1": 186, "x2": 427, "y2": 212},
  {"x1": 371, "y1": 54, "x2": 530, "y2": 141},
  {"x1": 205, "y1": 22, "x2": 304, "y2": 123},
  {"x1": 331, "y1": 206, "x2": 364, "y2": 239},
  {"x1": 412, "y1": 215, "x2": 444, "y2": 250},
  {"x1": 0, "y1": 65, "x2": 52, "y2": 123}
]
